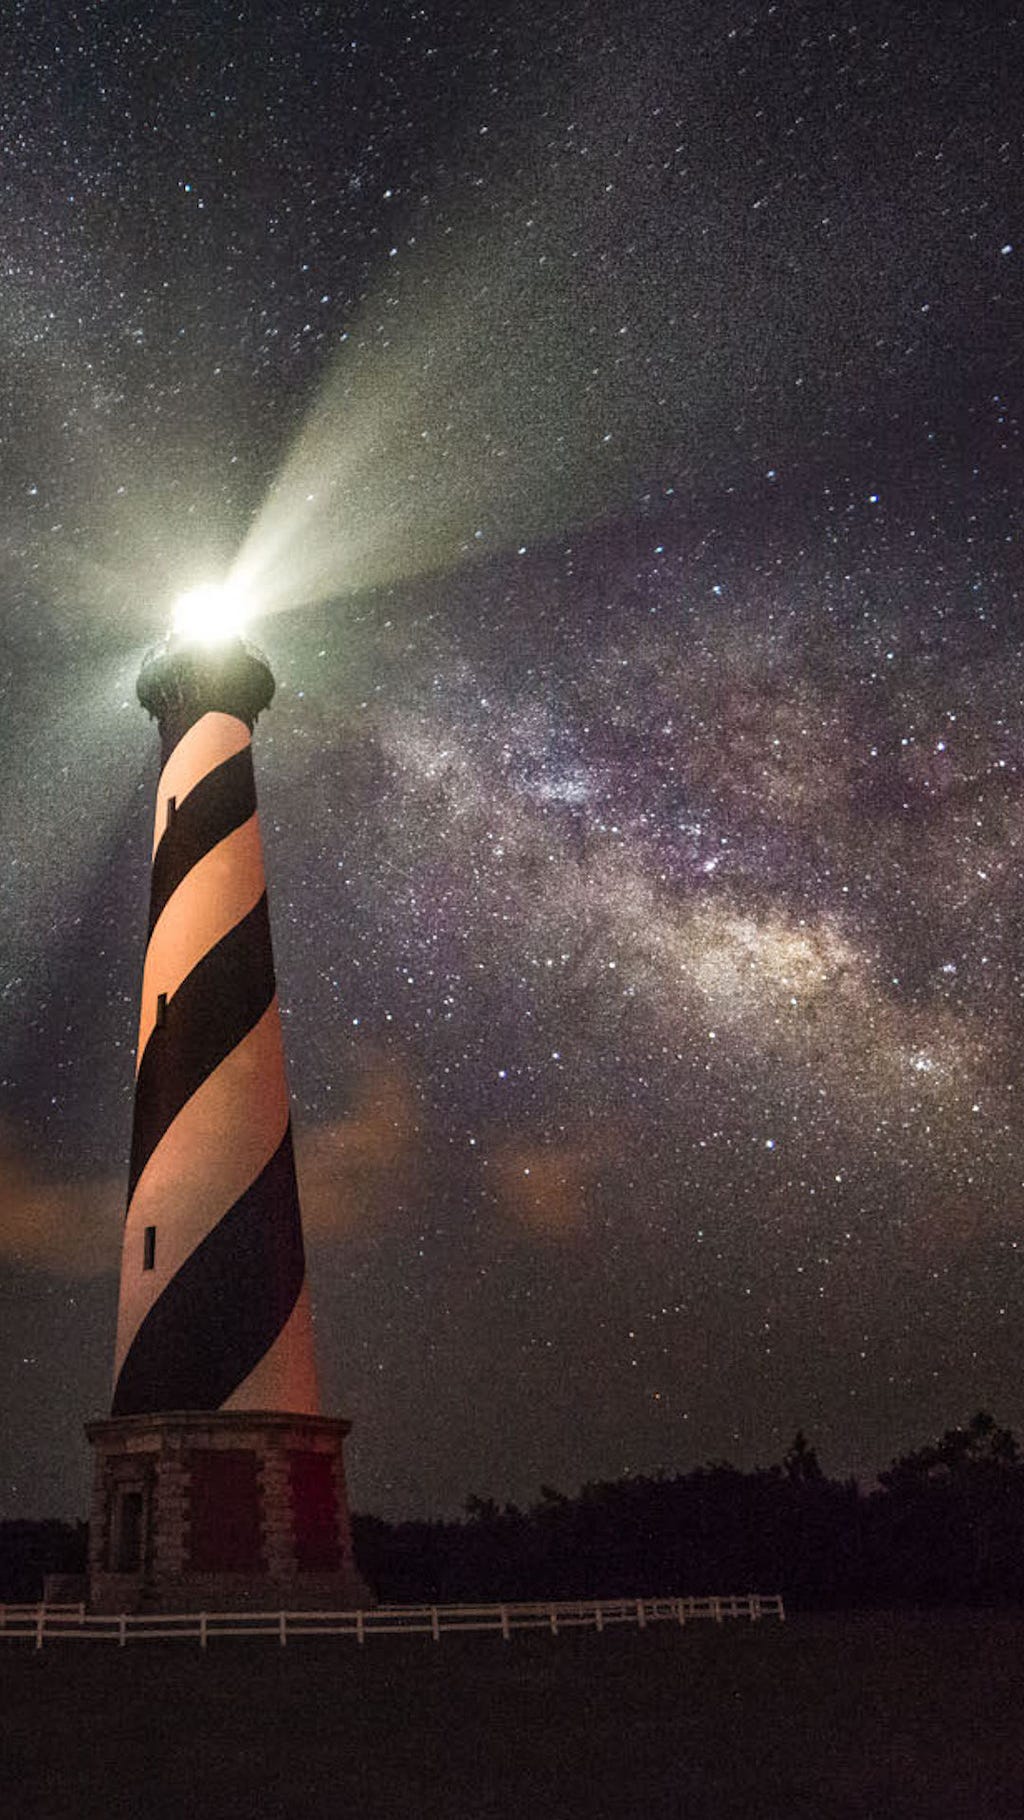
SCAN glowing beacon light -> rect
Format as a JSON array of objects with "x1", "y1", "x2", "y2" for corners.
[{"x1": 171, "y1": 580, "x2": 247, "y2": 645}]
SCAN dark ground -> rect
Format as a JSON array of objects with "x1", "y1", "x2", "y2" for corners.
[{"x1": 3, "y1": 1611, "x2": 1023, "y2": 1818}]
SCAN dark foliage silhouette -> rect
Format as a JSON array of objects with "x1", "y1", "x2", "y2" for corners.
[
  {"x1": 6, "y1": 1416, "x2": 1024, "y2": 1607},
  {"x1": 351, "y1": 1415, "x2": 1024, "y2": 1609},
  {"x1": 0, "y1": 1520, "x2": 87, "y2": 1601}
]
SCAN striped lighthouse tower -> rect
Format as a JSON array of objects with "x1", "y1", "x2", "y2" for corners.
[{"x1": 86, "y1": 632, "x2": 369, "y2": 1612}]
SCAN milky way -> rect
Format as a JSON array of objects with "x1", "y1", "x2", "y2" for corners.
[{"x1": 1, "y1": 1, "x2": 1022, "y2": 1519}]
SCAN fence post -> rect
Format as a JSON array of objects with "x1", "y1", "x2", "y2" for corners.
[
  {"x1": 500, "y1": 1606, "x2": 510, "y2": 1641},
  {"x1": 750, "y1": 1595, "x2": 762, "y2": 1622},
  {"x1": 431, "y1": 1606, "x2": 440, "y2": 1642},
  {"x1": 595, "y1": 1603, "x2": 604, "y2": 1633},
  {"x1": 279, "y1": 1611, "x2": 287, "y2": 1648},
  {"x1": 676, "y1": 1597, "x2": 686, "y2": 1627},
  {"x1": 35, "y1": 1608, "x2": 45, "y2": 1652},
  {"x1": 549, "y1": 1607, "x2": 558, "y2": 1636},
  {"x1": 119, "y1": 1613, "x2": 127, "y2": 1648},
  {"x1": 356, "y1": 1609, "x2": 365, "y2": 1645},
  {"x1": 778, "y1": 1596, "x2": 786, "y2": 1622},
  {"x1": 636, "y1": 1599, "x2": 646, "y2": 1631}
]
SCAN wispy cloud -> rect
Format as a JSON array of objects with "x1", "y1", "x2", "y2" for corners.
[
  {"x1": 0, "y1": 1123, "x2": 121, "y2": 1276},
  {"x1": 296, "y1": 1055, "x2": 422, "y2": 1241}
]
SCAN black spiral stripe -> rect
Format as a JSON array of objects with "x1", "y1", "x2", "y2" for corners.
[
  {"x1": 148, "y1": 747, "x2": 256, "y2": 936},
  {"x1": 127, "y1": 891, "x2": 277, "y2": 1206},
  {"x1": 112, "y1": 1126, "x2": 306, "y2": 1417}
]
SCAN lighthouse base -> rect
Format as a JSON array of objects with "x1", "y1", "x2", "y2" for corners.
[{"x1": 85, "y1": 1409, "x2": 372, "y2": 1613}]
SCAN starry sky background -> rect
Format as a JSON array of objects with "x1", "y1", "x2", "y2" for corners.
[{"x1": 1, "y1": 0, "x2": 1021, "y2": 1521}]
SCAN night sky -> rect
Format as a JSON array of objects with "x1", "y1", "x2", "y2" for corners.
[{"x1": 1, "y1": 0, "x2": 1022, "y2": 1522}]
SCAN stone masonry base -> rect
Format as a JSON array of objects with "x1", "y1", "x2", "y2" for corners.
[{"x1": 85, "y1": 1409, "x2": 373, "y2": 1613}]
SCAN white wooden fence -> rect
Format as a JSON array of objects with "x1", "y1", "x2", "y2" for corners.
[{"x1": 0, "y1": 1593, "x2": 783, "y2": 1649}]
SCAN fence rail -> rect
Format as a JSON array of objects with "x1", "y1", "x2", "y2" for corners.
[{"x1": 0, "y1": 1593, "x2": 783, "y2": 1648}]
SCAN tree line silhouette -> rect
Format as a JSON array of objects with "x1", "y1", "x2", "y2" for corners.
[{"x1": 4, "y1": 1413, "x2": 1024, "y2": 1606}]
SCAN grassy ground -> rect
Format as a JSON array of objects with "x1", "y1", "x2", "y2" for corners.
[{"x1": 3, "y1": 1609, "x2": 1024, "y2": 1818}]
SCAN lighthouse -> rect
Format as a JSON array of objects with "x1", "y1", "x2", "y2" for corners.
[{"x1": 86, "y1": 599, "x2": 368, "y2": 1611}]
